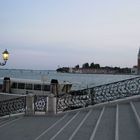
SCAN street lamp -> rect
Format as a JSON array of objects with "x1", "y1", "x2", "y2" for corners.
[{"x1": 0, "y1": 49, "x2": 9, "y2": 66}]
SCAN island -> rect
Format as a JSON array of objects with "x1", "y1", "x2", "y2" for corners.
[{"x1": 56, "y1": 62, "x2": 131, "y2": 74}]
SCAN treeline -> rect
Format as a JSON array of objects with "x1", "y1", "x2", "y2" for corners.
[
  {"x1": 56, "y1": 67, "x2": 69, "y2": 73},
  {"x1": 75, "y1": 62, "x2": 100, "y2": 69},
  {"x1": 74, "y1": 62, "x2": 131, "y2": 73}
]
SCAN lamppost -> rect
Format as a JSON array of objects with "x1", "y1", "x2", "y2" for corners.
[{"x1": 0, "y1": 49, "x2": 9, "y2": 66}]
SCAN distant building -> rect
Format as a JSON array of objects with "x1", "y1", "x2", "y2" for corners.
[
  {"x1": 131, "y1": 66, "x2": 138, "y2": 75},
  {"x1": 69, "y1": 68, "x2": 116, "y2": 74}
]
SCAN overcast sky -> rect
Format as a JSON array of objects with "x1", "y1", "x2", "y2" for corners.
[{"x1": 0, "y1": 0, "x2": 140, "y2": 70}]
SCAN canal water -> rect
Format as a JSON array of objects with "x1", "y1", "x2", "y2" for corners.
[{"x1": 0, "y1": 69, "x2": 137, "y2": 90}]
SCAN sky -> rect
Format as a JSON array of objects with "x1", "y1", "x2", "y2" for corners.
[{"x1": 0, "y1": 0, "x2": 140, "y2": 70}]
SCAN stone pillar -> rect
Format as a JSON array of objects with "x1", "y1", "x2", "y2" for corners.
[
  {"x1": 25, "y1": 94, "x2": 34, "y2": 116},
  {"x1": 47, "y1": 94, "x2": 57, "y2": 114}
]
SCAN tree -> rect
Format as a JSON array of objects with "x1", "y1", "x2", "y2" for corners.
[
  {"x1": 90, "y1": 62, "x2": 95, "y2": 68},
  {"x1": 82, "y1": 63, "x2": 89, "y2": 68},
  {"x1": 56, "y1": 67, "x2": 69, "y2": 72},
  {"x1": 94, "y1": 64, "x2": 100, "y2": 69},
  {"x1": 75, "y1": 64, "x2": 80, "y2": 69}
]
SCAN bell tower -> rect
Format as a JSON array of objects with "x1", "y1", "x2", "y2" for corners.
[{"x1": 137, "y1": 48, "x2": 140, "y2": 74}]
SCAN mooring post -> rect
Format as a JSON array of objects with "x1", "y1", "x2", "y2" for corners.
[
  {"x1": 3, "y1": 77, "x2": 11, "y2": 93},
  {"x1": 50, "y1": 79, "x2": 59, "y2": 96},
  {"x1": 25, "y1": 94, "x2": 34, "y2": 116}
]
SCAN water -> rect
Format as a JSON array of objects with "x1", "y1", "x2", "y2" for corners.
[{"x1": 0, "y1": 69, "x2": 137, "y2": 90}]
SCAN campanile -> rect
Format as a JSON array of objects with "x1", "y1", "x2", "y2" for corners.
[{"x1": 138, "y1": 48, "x2": 140, "y2": 74}]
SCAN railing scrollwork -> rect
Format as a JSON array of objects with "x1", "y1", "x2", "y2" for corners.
[
  {"x1": 57, "y1": 76, "x2": 140, "y2": 112},
  {"x1": 0, "y1": 96, "x2": 26, "y2": 116},
  {"x1": 34, "y1": 95, "x2": 47, "y2": 112}
]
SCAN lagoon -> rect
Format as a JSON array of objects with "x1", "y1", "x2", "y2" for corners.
[{"x1": 0, "y1": 69, "x2": 137, "y2": 90}]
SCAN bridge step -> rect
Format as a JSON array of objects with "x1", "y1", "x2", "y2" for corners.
[
  {"x1": 118, "y1": 103, "x2": 140, "y2": 140},
  {"x1": 130, "y1": 101, "x2": 140, "y2": 129},
  {"x1": 69, "y1": 108, "x2": 101, "y2": 140},
  {"x1": 0, "y1": 99, "x2": 140, "y2": 140},
  {"x1": 132, "y1": 100, "x2": 140, "y2": 119},
  {"x1": 45, "y1": 102, "x2": 140, "y2": 140},
  {"x1": 91, "y1": 106, "x2": 116, "y2": 140}
]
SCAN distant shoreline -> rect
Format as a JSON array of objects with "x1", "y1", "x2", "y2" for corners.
[{"x1": 56, "y1": 67, "x2": 133, "y2": 75}]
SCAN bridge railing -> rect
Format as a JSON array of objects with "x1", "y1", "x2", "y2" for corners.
[
  {"x1": 1, "y1": 76, "x2": 140, "y2": 115},
  {"x1": 0, "y1": 93, "x2": 26, "y2": 116},
  {"x1": 0, "y1": 93, "x2": 54, "y2": 116},
  {"x1": 34, "y1": 95, "x2": 47, "y2": 112},
  {"x1": 57, "y1": 76, "x2": 140, "y2": 112},
  {"x1": 92, "y1": 76, "x2": 140, "y2": 104}
]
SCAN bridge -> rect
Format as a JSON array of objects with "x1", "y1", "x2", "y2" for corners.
[{"x1": 0, "y1": 76, "x2": 140, "y2": 140}]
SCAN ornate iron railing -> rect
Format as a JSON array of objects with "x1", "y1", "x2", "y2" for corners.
[
  {"x1": 34, "y1": 95, "x2": 47, "y2": 112},
  {"x1": 57, "y1": 90, "x2": 91, "y2": 112},
  {"x1": 92, "y1": 76, "x2": 140, "y2": 104},
  {"x1": 57, "y1": 76, "x2": 140, "y2": 112},
  {"x1": 0, "y1": 96, "x2": 26, "y2": 116}
]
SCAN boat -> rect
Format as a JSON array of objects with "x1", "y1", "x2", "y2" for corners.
[{"x1": 0, "y1": 77, "x2": 72, "y2": 96}]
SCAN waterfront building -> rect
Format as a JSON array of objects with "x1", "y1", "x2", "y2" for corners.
[
  {"x1": 131, "y1": 66, "x2": 138, "y2": 75},
  {"x1": 69, "y1": 68, "x2": 116, "y2": 74}
]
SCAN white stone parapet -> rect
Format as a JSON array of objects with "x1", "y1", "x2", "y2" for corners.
[
  {"x1": 47, "y1": 94, "x2": 57, "y2": 114},
  {"x1": 25, "y1": 94, "x2": 34, "y2": 116}
]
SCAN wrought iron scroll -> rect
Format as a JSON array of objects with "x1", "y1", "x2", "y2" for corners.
[
  {"x1": 34, "y1": 95, "x2": 47, "y2": 112},
  {"x1": 57, "y1": 89, "x2": 91, "y2": 112},
  {"x1": 92, "y1": 76, "x2": 140, "y2": 104},
  {"x1": 57, "y1": 76, "x2": 140, "y2": 112},
  {"x1": 0, "y1": 97, "x2": 26, "y2": 116}
]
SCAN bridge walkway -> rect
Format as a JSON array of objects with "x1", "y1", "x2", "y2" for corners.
[{"x1": 0, "y1": 95, "x2": 140, "y2": 140}]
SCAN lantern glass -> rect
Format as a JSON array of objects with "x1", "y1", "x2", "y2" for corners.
[{"x1": 2, "y1": 49, "x2": 9, "y2": 61}]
